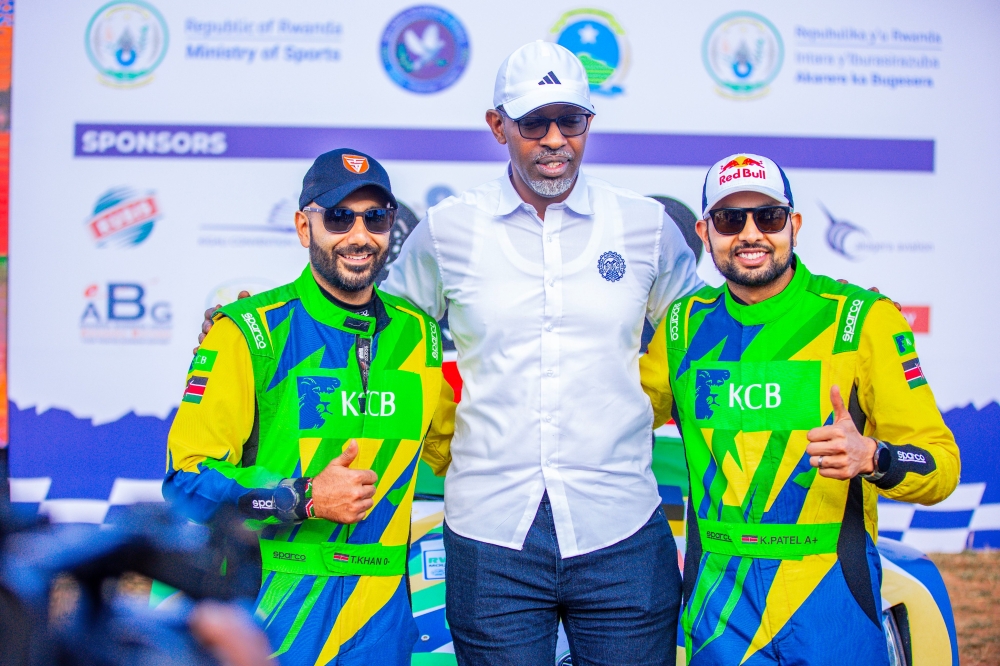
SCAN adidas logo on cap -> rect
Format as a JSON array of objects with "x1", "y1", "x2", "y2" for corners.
[{"x1": 538, "y1": 71, "x2": 562, "y2": 86}]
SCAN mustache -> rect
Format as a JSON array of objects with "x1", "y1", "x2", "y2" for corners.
[
  {"x1": 533, "y1": 149, "x2": 574, "y2": 164},
  {"x1": 333, "y1": 243, "x2": 380, "y2": 257},
  {"x1": 729, "y1": 242, "x2": 773, "y2": 255}
]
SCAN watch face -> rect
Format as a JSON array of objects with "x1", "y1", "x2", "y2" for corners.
[
  {"x1": 274, "y1": 486, "x2": 297, "y2": 513},
  {"x1": 876, "y1": 444, "x2": 893, "y2": 473}
]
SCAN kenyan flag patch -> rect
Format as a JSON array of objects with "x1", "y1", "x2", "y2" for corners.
[
  {"x1": 902, "y1": 358, "x2": 928, "y2": 389},
  {"x1": 182, "y1": 375, "x2": 209, "y2": 404}
]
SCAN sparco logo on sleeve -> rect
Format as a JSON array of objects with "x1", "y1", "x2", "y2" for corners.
[
  {"x1": 242, "y1": 312, "x2": 268, "y2": 349},
  {"x1": 841, "y1": 299, "x2": 863, "y2": 342},
  {"x1": 252, "y1": 499, "x2": 275, "y2": 510},
  {"x1": 669, "y1": 302, "x2": 682, "y2": 342},
  {"x1": 897, "y1": 450, "x2": 927, "y2": 464}
]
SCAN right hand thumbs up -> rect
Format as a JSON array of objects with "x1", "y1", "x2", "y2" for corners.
[{"x1": 311, "y1": 440, "x2": 379, "y2": 524}]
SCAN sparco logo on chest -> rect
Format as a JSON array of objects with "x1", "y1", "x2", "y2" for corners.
[
  {"x1": 242, "y1": 312, "x2": 268, "y2": 349},
  {"x1": 841, "y1": 299, "x2": 863, "y2": 343}
]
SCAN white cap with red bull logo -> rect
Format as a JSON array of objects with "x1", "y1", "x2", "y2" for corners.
[{"x1": 701, "y1": 153, "x2": 793, "y2": 218}]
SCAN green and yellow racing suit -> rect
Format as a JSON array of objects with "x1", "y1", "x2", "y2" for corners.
[
  {"x1": 165, "y1": 266, "x2": 454, "y2": 665},
  {"x1": 641, "y1": 257, "x2": 959, "y2": 665}
]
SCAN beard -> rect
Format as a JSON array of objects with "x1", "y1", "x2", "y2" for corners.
[
  {"x1": 712, "y1": 240, "x2": 794, "y2": 288},
  {"x1": 309, "y1": 224, "x2": 389, "y2": 293},
  {"x1": 514, "y1": 148, "x2": 578, "y2": 198}
]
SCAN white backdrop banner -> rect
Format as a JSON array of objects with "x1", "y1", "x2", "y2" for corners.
[{"x1": 7, "y1": 0, "x2": 1000, "y2": 551}]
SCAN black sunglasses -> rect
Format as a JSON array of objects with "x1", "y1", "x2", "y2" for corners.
[
  {"x1": 301, "y1": 206, "x2": 396, "y2": 235},
  {"x1": 511, "y1": 113, "x2": 592, "y2": 140},
  {"x1": 707, "y1": 206, "x2": 792, "y2": 235}
]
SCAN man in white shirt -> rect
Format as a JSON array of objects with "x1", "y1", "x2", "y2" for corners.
[{"x1": 382, "y1": 41, "x2": 702, "y2": 665}]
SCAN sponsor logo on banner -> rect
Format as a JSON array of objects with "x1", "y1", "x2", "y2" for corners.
[
  {"x1": 900, "y1": 306, "x2": 930, "y2": 334},
  {"x1": 85, "y1": 1, "x2": 169, "y2": 87},
  {"x1": 85, "y1": 187, "x2": 160, "y2": 248},
  {"x1": 821, "y1": 204, "x2": 933, "y2": 260},
  {"x1": 198, "y1": 198, "x2": 297, "y2": 247},
  {"x1": 703, "y1": 12, "x2": 784, "y2": 98},
  {"x1": 205, "y1": 279, "x2": 277, "y2": 311},
  {"x1": 80, "y1": 282, "x2": 172, "y2": 343},
  {"x1": 380, "y1": 6, "x2": 470, "y2": 94},
  {"x1": 549, "y1": 9, "x2": 630, "y2": 96}
]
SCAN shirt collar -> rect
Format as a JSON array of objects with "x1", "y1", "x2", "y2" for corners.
[{"x1": 495, "y1": 163, "x2": 594, "y2": 217}]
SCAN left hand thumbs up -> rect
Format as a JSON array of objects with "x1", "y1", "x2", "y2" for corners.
[{"x1": 805, "y1": 385, "x2": 877, "y2": 479}]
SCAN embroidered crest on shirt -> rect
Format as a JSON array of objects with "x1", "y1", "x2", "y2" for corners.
[{"x1": 597, "y1": 251, "x2": 626, "y2": 282}]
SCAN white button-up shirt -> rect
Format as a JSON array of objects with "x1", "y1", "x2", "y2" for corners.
[{"x1": 382, "y1": 169, "x2": 702, "y2": 557}]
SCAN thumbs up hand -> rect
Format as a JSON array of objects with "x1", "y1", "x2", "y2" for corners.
[
  {"x1": 310, "y1": 440, "x2": 379, "y2": 524},
  {"x1": 805, "y1": 385, "x2": 878, "y2": 479}
]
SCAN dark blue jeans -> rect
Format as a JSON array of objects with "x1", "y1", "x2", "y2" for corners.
[{"x1": 444, "y1": 495, "x2": 681, "y2": 665}]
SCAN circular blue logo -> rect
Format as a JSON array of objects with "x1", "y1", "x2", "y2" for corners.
[
  {"x1": 597, "y1": 251, "x2": 626, "y2": 282},
  {"x1": 380, "y1": 5, "x2": 470, "y2": 94},
  {"x1": 550, "y1": 9, "x2": 630, "y2": 96},
  {"x1": 85, "y1": 1, "x2": 169, "y2": 87}
]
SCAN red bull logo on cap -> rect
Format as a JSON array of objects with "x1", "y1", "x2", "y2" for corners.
[{"x1": 719, "y1": 155, "x2": 766, "y2": 185}]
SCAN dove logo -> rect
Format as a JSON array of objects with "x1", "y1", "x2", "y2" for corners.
[
  {"x1": 380, "y1": 6, "x2": 470, "y2": 94},
  {"x1": 342, "y1": 155, "x2": 369, "y2": 174}
]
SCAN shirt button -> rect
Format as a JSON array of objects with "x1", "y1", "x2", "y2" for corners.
[
  {"x1": 544, "y1": 414, "x2": 552, "y2": 423},
  {"x1": 545, "y1": 459, "x2": 553, "y2": 467},
  {"x1": 546, "y1": 235, "x2": 553, "y2": 242},
  {"x1": 545, "y1": 323, "x2": 553, "y2": 331},
  {"x1": 546, "y1": 370, "x2": 554, "y2": 377},
  {"x1": 547, "y1": 280, "x2": 555, "y2": 287}
]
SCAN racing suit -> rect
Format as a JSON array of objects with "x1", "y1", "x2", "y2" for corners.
[
  {"x1": 640, "y1": 258, "x2": 960, "y2": 665},
  {"x1": 165, "y1": 266, "x2": 454, "y2": 665}
]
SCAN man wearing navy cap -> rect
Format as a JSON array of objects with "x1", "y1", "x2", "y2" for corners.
[{"x1": 165, "y1": 148, "x2": 454, "y2": 665}]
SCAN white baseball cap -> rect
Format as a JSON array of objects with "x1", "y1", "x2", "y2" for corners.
[
  {"x1": 701, "y1": 153, "x2": 794, "y2": 218},
  {"x1": 493, "y1": 40, "x2": 595, "y2": 120}
]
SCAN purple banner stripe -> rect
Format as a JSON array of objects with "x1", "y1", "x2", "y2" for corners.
[{"x1": 75, "y1": 124, "x2": 934, "y2": 172}]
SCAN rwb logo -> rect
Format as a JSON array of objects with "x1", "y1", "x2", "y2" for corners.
[
  {"x1": 86, "y1": 187, "x2": 160, "y2": 248},
  {"x1": 703, "y1": 12, "x2": 783, "y2": 99},
  {"x1": 80, "y1": 282, "x2": 172, "y2": 343},
  {"x1": 380, "y1": 6, "x2": 470, "y2": 94},
  {"x1": 597, "y1": 251, "x2": 626, "y2": 282},
  {"x1": 85, "y1": 1, "x2": 169, "y2": 87},
  {"x1": 549, "y1": 9, "x2": 630, "y2": 96}
]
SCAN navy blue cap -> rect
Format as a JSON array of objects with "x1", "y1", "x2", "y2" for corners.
[{"x1": 299, "y1": 148, "x2": 397, "y2": 210}]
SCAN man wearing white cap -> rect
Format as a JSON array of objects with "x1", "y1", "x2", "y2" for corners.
[
  {"x1": 640, "y1": 154, "x2": 959, "y2": 664},
  {"x1": 382, "y1": 41, "x2": 701, "y2": 664}
]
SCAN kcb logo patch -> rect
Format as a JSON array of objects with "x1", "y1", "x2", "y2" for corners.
[{"x1": 342, "y1": 155, "x2": 369, "y2": 173}]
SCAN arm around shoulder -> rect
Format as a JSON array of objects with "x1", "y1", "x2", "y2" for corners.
[{"x1": 640, "y1": 315, "x2": 676, "y2": 429}]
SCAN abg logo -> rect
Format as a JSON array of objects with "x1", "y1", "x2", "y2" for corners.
[
  {"x1": 242, "y1": 312, "x2": 267, "y2": 349},
  {"x1": 729, "y1": 383, "x2": 781, "y2": 410},
  {"x1": 841, "y1": 299, "x2": 863, "y2": 342},
  {"x1": 342, "y1": 390, "x2": 397, "y2": 417},
  {"x1": 669, "y1": 302, "x2": 682, "y2": 341}
]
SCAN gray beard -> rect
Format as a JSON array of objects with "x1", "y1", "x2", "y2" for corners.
[{"x1": 523, "y1": 172, "x2": 576, "y2": 198}]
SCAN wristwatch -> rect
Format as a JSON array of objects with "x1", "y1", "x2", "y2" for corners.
[{"x1": 861, "y1": 440, "x2": 892, "y2": 482}]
